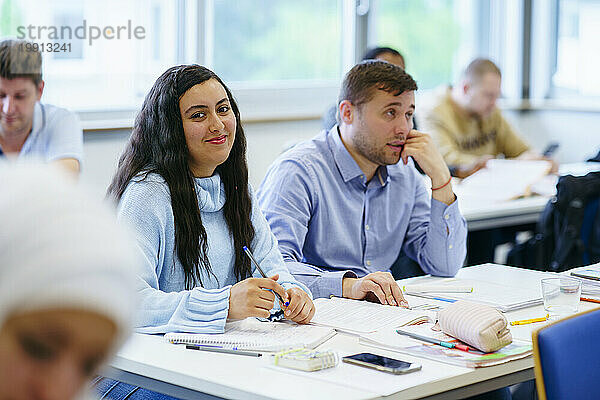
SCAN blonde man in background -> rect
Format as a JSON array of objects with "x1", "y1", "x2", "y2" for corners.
[{"x1": 422, "y1": 58, "x2": 553, "y2": 178}]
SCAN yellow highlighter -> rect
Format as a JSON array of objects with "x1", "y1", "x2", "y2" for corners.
[{"x1": 510, "y1": 314, "x2": 549, "y2": 326}]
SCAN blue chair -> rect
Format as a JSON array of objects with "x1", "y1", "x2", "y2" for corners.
[{"x1": 532, "y1": 308, "x2": 600, "y2": 400}]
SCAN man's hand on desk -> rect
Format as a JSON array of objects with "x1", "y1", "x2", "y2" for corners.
[
  {"x1": 284, "y1": 287, "x2": 315, "y2": 324},
  {"x1": 342, "y1": 272, "x2": 409, "y2": 307},
  {"x1": 402, "y1": 130, "x2": 456, "y2": 205}
]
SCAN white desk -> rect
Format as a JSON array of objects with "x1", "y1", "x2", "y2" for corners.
[
  {"x1": 104, "y1": 265, "x2": 600, "y2": 400},
  {"x1": 459, "y1": 162, "x2": 600, "y2": 231},
  {"x1": 461, "y1": 196, "x2": 549, "y2": 231}
]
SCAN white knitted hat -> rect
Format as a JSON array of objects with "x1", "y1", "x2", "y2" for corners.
[{"x1": 0, "y1": 162, "x2": 138, "y2": 350}]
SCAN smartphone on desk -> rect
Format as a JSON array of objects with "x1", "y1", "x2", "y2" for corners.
[{"x1": 342, "y1": 353, "x2": 421, "y2": 375}]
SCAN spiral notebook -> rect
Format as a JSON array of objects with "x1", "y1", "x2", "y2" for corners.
[{"x1": 164, "y1": 318, "x2": 336, "y2": 352}]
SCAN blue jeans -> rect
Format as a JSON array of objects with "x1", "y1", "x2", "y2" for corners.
[
  {"x1": 92, "y1": 377, "x2": 512, "y2": 400},
  {"x1": 467, "y1": 387, "x2": 512, "y2": 400},
  {"x1": 93, "y1": 377, "x2": 181, "y2": 400}
]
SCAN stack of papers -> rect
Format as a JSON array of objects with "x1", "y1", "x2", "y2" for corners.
[{"x1": 566, "y1": 263, "x2": 600, "y2": 296}]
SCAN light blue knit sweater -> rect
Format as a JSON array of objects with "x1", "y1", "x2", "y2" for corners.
[{"x1": 117, "y1": 172, "x2": 311, "y2": 334}]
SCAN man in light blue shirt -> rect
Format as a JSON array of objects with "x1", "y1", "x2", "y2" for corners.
[
  {"x1": 258, "y1": 60, "x2": 467, "y2": 303},
  {"x1": 0, "y1": 40, "x2": 82, "y2": 173}
]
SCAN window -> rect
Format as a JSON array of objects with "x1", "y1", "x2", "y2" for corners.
[
  {"x1": 205, "y1": 0, "x2": 343, "y2": 120},
  {"x1": 368, "y1": 0, "x2": 478, "y2": 90},
  {"x1": 3, "y1": 0, "x2": 575, "y2": 122},
  {"x1": 1, "y1": 0, "x2": 177, "y2": 111},
  {"x1": 2, "y1": 0, "x2": 343, "y2": 120},
  {"x1": 211, "y1": 0, "x2": 341, "y2": 83},
  {"x1": 552, "y1": 0, "x2": 600, "y2": 97}
]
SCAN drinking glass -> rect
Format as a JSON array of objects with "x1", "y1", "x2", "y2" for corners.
[{"x1": 541, "y1": 277, "x2": 581, "y2": 319}]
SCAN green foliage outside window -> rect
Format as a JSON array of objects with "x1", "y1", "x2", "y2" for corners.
[
  {"x1": 374, "y1": 0, "x2": 461, "y2": 89},
  {"x1": 213, "y1": 0, "x2": 340, "y2": 82},
  {"x1": 0, "y1": 0, "x2": 23, "y2": 37}
]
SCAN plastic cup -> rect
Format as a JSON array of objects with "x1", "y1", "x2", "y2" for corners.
[{"x1": 541, "y1": 277, "x2": 581, "y2": 320}]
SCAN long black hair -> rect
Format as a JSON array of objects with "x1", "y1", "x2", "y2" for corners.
[{"x1": 107, "y1": 65, "x2": 254, "y2": 289}]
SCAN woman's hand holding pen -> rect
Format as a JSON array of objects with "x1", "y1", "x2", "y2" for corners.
[
  {"x1": 228, "y1": 274, "x2": 288, "y2": 320},
  {"x1": 239, "y1": 246, "x2": 313, "y2": 323},
  {"x1": 284, "y1": 287, "x2": 315, "y2": 324}
]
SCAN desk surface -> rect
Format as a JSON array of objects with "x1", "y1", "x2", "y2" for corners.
[
  {"x1": 459, "y1": 162, "x2": 600, "y2": 231},
  {"x1": 105, "y1": 264, "x2": 599, "y2": 400}
]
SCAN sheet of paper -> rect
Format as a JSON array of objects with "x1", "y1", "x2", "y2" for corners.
[
  {"x1": 311, "y1": 297, "x2": 436, "y2": 334},
  {"x1": 265, "y1": 349, "x2": 464, "y2": 397},
  {"x1": 455, "y1": 159, "x2": 552, "y2": 204},
  {"x1": 564, "y1": 263, "x2": 600, "y2": 294}
]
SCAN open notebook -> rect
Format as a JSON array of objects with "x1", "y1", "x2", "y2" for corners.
[
  {"x1": 164, "y1": 318, "x2": 336, "y2": 352},
  {"x1": 402, "y1": 264, "x2": 547, "y2": 312},
  {"x1": 310, "y1": 297, "x2": 437, "y2": 334}
]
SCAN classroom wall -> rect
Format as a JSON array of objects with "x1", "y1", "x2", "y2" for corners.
[
  {"x1": 81, "y1": 110, "x2": 599, "y2": 199},
  {"x1": 81, "y1": 119, "x2": 321, "y2": 198},
  {"x1": 503, "y1": 110, "x2": 599, "y2": 163}
]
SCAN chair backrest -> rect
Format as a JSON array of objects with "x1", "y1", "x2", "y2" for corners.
[{"x1": 532, "y1": 308, "x2": 600, "y2": 400}]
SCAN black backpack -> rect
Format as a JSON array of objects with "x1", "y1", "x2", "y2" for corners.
[
  {"x1": 588, "y1": 149, "x2": 600, "y2": 163},
  {"x1": 507, "y1": 171, "x2": 600, "y2": 272}
]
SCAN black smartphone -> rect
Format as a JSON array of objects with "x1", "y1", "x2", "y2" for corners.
[
  {"x1": 342, "y1": 353, "x2": 421, "y2": 374},
  {"x1": 542, "y1": 142, "x2": 559, "y2": 157}
]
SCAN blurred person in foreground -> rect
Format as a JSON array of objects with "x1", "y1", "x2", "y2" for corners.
[{"x1": 0, "y1": 162, "x2": 137, "y2": 400}]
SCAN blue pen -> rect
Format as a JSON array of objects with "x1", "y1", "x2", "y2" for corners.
[
  {"x1": 431, "y1": 296, "x2": 457, "y2": 303},
  {"x1": 242, "y1": 246, "x2": 290, "y2": 307}
]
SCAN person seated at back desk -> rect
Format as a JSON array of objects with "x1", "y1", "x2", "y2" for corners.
[
  {"x1": 258, "y1": 60, "x2": 467, "y2": 304},
  {"x1": 422, "y1": 58, "x2": 556, "y2": 265},
  {"x1": 0, "y1": 39, "x2": 82, "y2": 174},
  {"x1": 421, "y1": 57, "x2": 554, "y2": 179}
]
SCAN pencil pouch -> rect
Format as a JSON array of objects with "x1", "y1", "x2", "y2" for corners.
[{"x1": 437, "y1": 300, "x2": 512, "y2": 353}]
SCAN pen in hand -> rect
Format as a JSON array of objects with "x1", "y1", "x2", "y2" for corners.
[{"x1": 242, "y1": 246, "x2": 289, "y2": 307}]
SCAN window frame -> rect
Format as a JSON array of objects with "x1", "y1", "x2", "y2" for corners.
[{"x1": 32, "y1": 0, "x2": 597, "y2": 131}]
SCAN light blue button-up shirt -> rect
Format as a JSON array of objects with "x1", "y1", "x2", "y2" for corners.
[
  {"x1": 257, "y1": 126, "x2": 467, "y2": 299},
  {"x1": 0, "y1": 103, "x2": 83, "y2": 163}
]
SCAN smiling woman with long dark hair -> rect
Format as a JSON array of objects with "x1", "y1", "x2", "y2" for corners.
[{"x1": 107, "y1": 65, "x2": 314, "y2": 334}]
